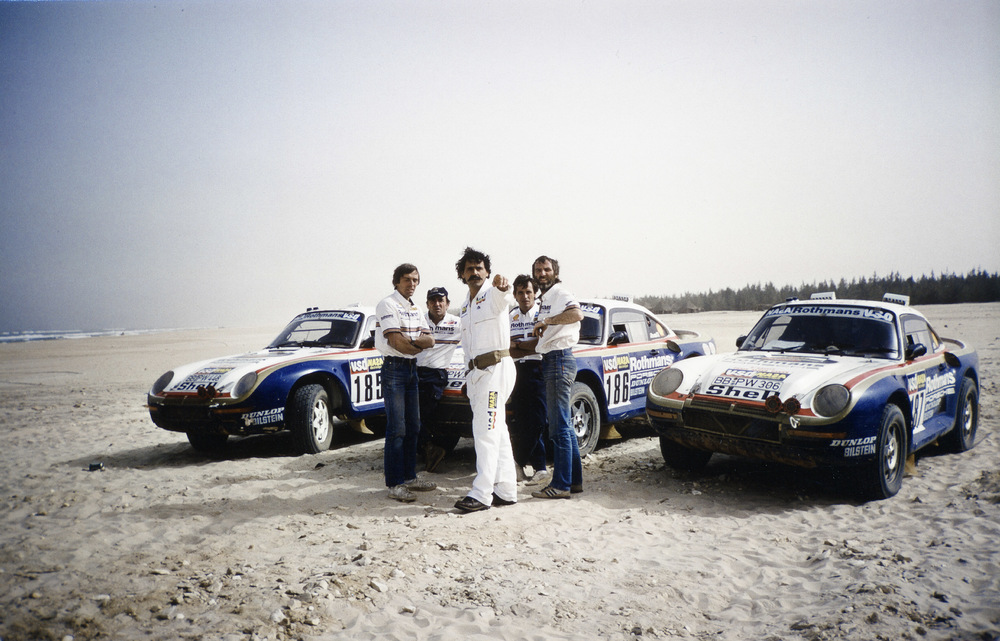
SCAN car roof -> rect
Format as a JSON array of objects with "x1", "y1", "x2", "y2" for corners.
[
  {"x1": 582, "y1": 298, "x2": 656, "y2": 315},
  {"x1": 773, "y1": 297, "x2": 924, "y2": 320}
]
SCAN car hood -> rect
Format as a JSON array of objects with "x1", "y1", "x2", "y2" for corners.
[
  {"x1": 675, "y1": 350, "x2": 887, "y2": 403},
  {"x1": 158, "y1": 346, "x2": 355, "y2": 397}
]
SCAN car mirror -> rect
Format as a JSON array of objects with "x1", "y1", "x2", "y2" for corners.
[
  {"x1": 905, "y1": 343, "x2": 927, "y2": 360},
  {"x1": 608, "y1": 331, "x2": 628, "y2": 346},
  {"x1": 736, "y1": 335, "x2": 746, "y2": 348}
]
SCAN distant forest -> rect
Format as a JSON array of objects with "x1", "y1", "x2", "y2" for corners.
[{"x1": 635, "y1": 269, "x2": 1000, "y2": 314}]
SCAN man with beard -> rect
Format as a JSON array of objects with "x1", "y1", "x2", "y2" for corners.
[
  {"x1": 453, "y1": 247, "x2": 518, "y2": 513},
  {"x1": 531, "y1": 255, "x2": 584, "y2": 499},
  {"x1": 375, "y1": 263, "x2": 438, "y2": 502}
]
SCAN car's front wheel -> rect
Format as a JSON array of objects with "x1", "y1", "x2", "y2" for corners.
[
  {"x1": 942, "y1": 377, "x2": 978, "y2": 453},
  {"x1": 858, "y1": 404, "x2": 906, "y2": 500},
  {"x1": 288, "y1": 384, "x2": 334, "y2": 454},
  {"x1": 659, "y1": 436, "x2": 712, "y2": 472},
  {"x1": 571, "y1": 382, "x2": 600, "y2": 457}
]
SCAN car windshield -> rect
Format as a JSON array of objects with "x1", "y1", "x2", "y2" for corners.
[
  {"x1": 579, "y1": 303, "x2": 605, "y2": 346},
  {"x1": 268, "y1": 314, "x2": 363, "y2": 349},
  {"x1": 739, "y1": 305, "x2": 900, "y2": 359}
]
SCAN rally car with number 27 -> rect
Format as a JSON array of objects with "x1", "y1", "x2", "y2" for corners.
[
  {"x1": 645, "y1": 293, "x2": 979, "y2": 500},
  {"x1": 147, "y1": 308, "x2": 388, "y2": 454}
]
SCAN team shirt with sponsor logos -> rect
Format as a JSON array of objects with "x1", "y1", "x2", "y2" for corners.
[
  {"x1": 416, "y1": 311, "x2": 462, "y2": 370},
  {"x1": 509, "y1": 302, "x2": 541, "y2": 362},
  {"x1": 459, "y1": 284, "x2": 515, "y2": 359},
  {"x1": 535, "y1": 283, "x2": 581, "y2": 354},
  {"x1": 375, "y1": 290, "x2": 430, "y2": 359}
]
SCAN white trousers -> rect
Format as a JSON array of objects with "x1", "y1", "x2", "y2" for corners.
[{"x1": 466, "y1": 358, "x2": 517, "y2": 505}]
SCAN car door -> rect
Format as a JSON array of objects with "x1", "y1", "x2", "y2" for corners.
[
  {"x1": 602, "y1": 308, "x2": 660, "y2": 420},
  {"x1": 902, "y1": 314, "x2": 957, "y2": 448}
]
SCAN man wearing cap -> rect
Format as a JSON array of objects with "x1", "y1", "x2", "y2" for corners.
[
  {"x1": 530, "y1": 255, "x2": 584, "y2": 500},
  {"x1": 416, "y1": 286, "x2": 461, "y2": 472},
  {"x1": 453, "y1": 247, "x2": 518, "y2": 513},
  {"x1": 375, "y1": 263, "x2": 438, "y2": 502}
]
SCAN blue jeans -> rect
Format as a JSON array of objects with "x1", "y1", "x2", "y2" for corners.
[
  {"x1": 382, "y1": 356, "x2": 421, "y2": 487},
  {"x1": 543, "y1": 349, "x2": 582, "y2": 491}
]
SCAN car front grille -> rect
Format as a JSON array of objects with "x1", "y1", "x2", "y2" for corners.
[{"x1": 681, "y1": 408, "x2": 781, "y2": 443}]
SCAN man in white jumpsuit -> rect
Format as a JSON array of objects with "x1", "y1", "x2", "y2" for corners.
[{"x1": 453, "y1": 247, "x2": 518, "y2": 513}]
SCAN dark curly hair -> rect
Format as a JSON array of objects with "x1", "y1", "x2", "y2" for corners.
[{"x1": 455, "y1": 247, "x2": 491, "y2": 281}]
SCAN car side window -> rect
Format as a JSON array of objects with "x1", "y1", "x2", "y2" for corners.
[
  {"x1": 360, "y1": 316, "x2": 378, "y2": 348},
  {"x1": 902, "y1": 315, "x2": 936, "y2": 352},
  {"x1": 610, "y1": 310, "x2": 649, "y2": 344},
  {"x1": 646, "y1": 315, "x2": 668, "y2": 340}
]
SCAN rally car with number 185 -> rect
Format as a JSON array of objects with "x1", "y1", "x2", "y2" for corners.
[
  {"x1": 646, "y1": 293, "x2": 979, "y2": 500},
  {"x1": 147, "y1": 307, "x2": 388, "y2": 454}
]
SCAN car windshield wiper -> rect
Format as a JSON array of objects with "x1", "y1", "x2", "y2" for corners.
[{"x1": 272, "y1": 341, "x2": 302, "y2": 348}]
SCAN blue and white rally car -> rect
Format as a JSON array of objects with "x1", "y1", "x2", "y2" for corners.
[
  {"x1": 646, "y1": 293, "x2": 980, "y2": 500},
  {"x1": 439, "y1": 298, "x2": 716, "y2": 456},
  {"x1": 147, "y1": 308, "x2": 387, "y2": 454}
]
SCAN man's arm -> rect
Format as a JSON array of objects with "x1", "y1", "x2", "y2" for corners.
[
  {"x1": 510, "y1": 336, "x2": 539, "y2": 359},
  {"x1": 533, "y1": 306, "x2": 584, "y2": 337},
  {"x1": 385, "y1": 330, "x2": 433, "y2": 355}
]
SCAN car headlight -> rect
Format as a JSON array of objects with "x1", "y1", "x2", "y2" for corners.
[
  {"x1": 151, "y1": 371, "x2": 174, "y2": 396},
  {"x1": 650, "y1": 368, "x2": 684, "y2": 397},
  {"x1": 812, "y1": 384, "x2": 850, "y2": 417},
  {"x1": 231, "y1": 371, "x2": 258, "y2": 399}
]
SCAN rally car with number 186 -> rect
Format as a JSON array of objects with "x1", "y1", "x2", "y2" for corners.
[
  {"x1": 147, "y1": 308, "x2": 388, "y2": 454},
  {"x1": 437, "y1": 297, "x2": 716, "y2": 456},
  {"x1": 646, "y1": 293, "x2": 979, "y2": 500}
]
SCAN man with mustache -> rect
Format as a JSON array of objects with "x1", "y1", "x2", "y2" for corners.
[
  {"x1": 453, "y1": 247, "x2": 518, "y2": 513},
  {"x1": 531, "y1": 255, "x2": 584, "y2": 499}
]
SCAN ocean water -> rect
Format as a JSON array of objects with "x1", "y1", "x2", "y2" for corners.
[{"x1": 0, "y1": 328, "x2": 176, "y2": 344}]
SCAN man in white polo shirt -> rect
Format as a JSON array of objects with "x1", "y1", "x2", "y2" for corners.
[
  {"x1": 508, "y1": 274, "x2": 548, "y2": 483},
  {"x1": 375, "y1": 263, "x2": 438, "y2": 502},
  {"x1": 453, "y1": 247, "x2": 518, "y2": 513},
  {"x1": 530, "y1": 255, "x2": 584, "y2": 500},
  {"x1": 416, "y1": 286, "x2": 461, "y2": 472}
]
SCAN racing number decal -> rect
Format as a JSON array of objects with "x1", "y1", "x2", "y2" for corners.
[
  {"x1": 910, "y1": 389, "x2": 927, "y2": 432},
  {"x1": 351, "y1": 372, "x2": 382, "y2": 406},
  {"x1": 604, "y1": 371, "x2": 630, "y2": 409}
]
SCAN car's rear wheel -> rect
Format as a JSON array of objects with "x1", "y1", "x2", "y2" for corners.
[
  {"x1": 659, "y1": 436, "x2": 712, "y2": 472},
  {"x1": 858, "y1": 404, "x2": 906, "y2": 500},
  {"x1": 942, "y1": 377, "x2": 978, "y2": 453},
  {"x1": 571, "y1": 382, "x2": 600, "y2": 457},
  {"x1": 288, "y1": 384, "x2": 334, "y2": 454},
  {"x1": 186, "y1": 431, "x2": 228, "y2": 453}
]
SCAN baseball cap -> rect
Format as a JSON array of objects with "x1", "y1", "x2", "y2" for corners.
[{"x1": 427, "y1": 286, "x2": 448, "y2": 300}]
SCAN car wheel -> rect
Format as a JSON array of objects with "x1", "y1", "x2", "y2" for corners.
[
  {"x1": 571, "y1": 382, "x2": 600, "y2": 457},
  {"x1": 859, "y1": 404, "x2": 906, "y2": 500},
  {"x1": 186, "y1": 431, "x2": 228, "y2": 453},
  {"x1": 288, "y1": 384, "x2": 334, "y2": 454},
  {"x1": 942, "y1": 377, "x2": 978, "y2": 453},
  {"x1": 659, "y1": 436, "x2": 712, "y2": 472}
]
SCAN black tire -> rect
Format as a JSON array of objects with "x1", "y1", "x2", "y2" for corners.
[
  {"x1": 942, "y1": 377, "x2": 978, "y2": 453},
  {"x1": 659, "y1": 436, "x2": 712, "y2": 472},
  {"x1": 571, "y1": 382, "x2": 601, "y2": 456},
  {"x1": 288, "y1": 384, "x2": 334, "y2": 454},
  {"x1": 858, "y1": 404, "x2": 906, "y2": 500},
  {"x1": 186, "y1": 431, "x2": 228, "y2": 453}
]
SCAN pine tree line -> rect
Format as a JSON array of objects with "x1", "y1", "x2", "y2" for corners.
[{"x1": 634, "y1": 269, "x2": 1000, "y2": 314}]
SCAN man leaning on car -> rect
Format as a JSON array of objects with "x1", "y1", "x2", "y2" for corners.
[{"x1": 375, "y1": 263, "x2": 438, "y2": 502}]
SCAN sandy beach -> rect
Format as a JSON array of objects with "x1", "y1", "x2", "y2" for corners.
[{"x1": 1, "y1": 303, "x2": 997, "y2": 641}]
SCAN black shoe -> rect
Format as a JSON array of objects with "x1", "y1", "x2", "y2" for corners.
[
  {"x1": 454, "y1": 496, "x2": 490, "y2": 513},
  {"x1": 492, "y1": 493, "x2": 516, "y2": 507},
  {"x1": 571, "y1": 484, "x2": 583, "y2": 494}
]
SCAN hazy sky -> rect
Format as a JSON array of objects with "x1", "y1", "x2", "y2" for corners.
[{"x1": 2, "y1": 1, "x2": 998, "y2": 332}]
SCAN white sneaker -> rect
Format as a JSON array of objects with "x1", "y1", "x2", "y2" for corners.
[
  {"x1": 388, "y1": 484, "x2": 416, "y2": 502},
  {"x1": 404, "y1": 478, "x2": 437, "y2": 492},
  {"x1": 526, "y1": 469, "x2": 550, "y2": 486}
]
